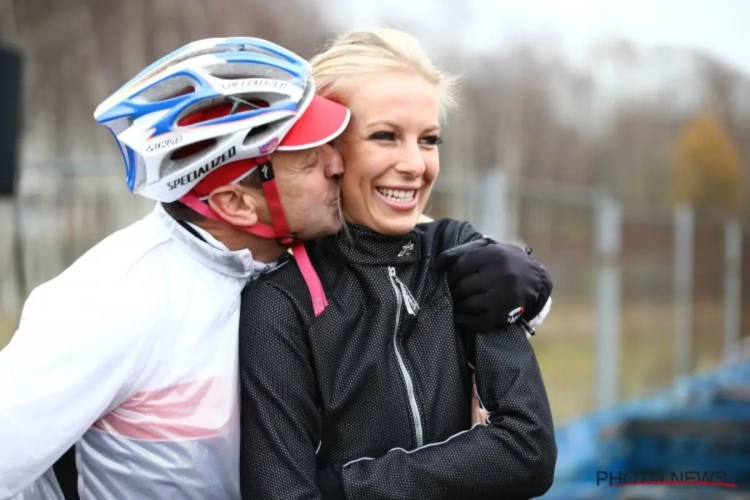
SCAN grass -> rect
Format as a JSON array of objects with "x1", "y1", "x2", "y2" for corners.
[{"x1": 533, "y1": 298, "x2": 727, "y2": 425}]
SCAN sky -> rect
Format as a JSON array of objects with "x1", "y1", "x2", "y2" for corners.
[{"x1": 327, "y1": 0, "x2": 750, "y2": 77}]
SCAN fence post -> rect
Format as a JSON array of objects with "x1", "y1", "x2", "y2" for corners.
[
  {"x1": 0, "y1": 199, "x2": 15, "y2": 317},
  {"x1": 479, "y1": 168, "x2": 508, "y2": 241},
  {"x1": 724, "y1": 218, "x2": 742, "y2": 362},
  {"x1": 673, "y1": 204, "x2": 694, "y2": 377},
  {"x1": 595, "y1": 192, "x2": 621, "y2": 409}
]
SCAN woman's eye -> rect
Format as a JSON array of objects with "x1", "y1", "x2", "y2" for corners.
[
  {"x1": 369, "y1": 132, "x2": 396, "y2": 141},
  {"x1": 421, "y1": 135, "x2": 443, "y2": 146}
]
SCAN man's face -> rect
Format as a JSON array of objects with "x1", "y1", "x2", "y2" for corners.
[{"x1": 266, "y1": 144, "x2": 345, "y2": 240}]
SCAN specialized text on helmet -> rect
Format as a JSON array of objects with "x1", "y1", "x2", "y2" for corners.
[{"x1": 167, "y1": 146, "x2": 237, "y2": 190}]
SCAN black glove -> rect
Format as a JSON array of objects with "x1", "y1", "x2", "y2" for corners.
[
  {"x1": 316, "y1": 461, "x2": 346, "y2": 500},
  {"x1": 435, "y1": 238, "x2": 552, "y2": 334}
]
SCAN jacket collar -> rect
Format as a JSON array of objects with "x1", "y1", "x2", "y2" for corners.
[
  {"x1": 152, "y1": 203, "x2": 279, "y2": 280},
  {"x1": 316, "y1": 223, "x2": 421, "y2": 266}
]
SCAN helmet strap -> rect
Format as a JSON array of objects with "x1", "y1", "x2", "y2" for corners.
[{"x1": 178, "y1": 158, "x2": 329, "y2": 317}]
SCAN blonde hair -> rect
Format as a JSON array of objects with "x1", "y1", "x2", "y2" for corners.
[
  {"x1": 310, "y1": 28, "x2": 460, "y2": 122},
  {"x1": 313, "y1": 28, "x2": 453, "y2": 233}
]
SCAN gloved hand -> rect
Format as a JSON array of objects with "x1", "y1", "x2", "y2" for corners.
[
  {"x1": 316, "y1": 461, "x2": 346, "y2": 500},
  {"x1": 435, "y1": 238, "x2": 553, "y2": 334}
]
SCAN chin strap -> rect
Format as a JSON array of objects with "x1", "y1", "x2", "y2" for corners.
[{"x1": 179, "y1": 157, "x2": 329, "y2": 317}]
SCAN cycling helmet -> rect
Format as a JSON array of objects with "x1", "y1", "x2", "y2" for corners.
[
  {"x1": 94, "y1": 36, "x2": 349, "y2": 204},
  {"x1": 94, "y1": 37, "x2": 350, "y2": 317}
]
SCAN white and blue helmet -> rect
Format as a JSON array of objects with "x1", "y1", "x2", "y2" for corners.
[{"x1": 94, "y1": 37, "x2": 350, "y2": 203}]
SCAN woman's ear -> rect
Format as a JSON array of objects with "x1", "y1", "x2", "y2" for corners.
[{"x1": 207, "y1": 185, "x2": 260, "y2": 227}]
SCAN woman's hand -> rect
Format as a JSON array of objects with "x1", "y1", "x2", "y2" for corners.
[{"x1": 471, "y1": 376, "x2": 488, "y2": 426}]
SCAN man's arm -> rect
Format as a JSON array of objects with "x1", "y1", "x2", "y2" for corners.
[
  {"x1": 324, "y1": 323, "x2": 556, "y2": 500},
  {"x1": 423, "y1": 217, "x2": 553, "y2": 334},
  {"x1": 238, "y1": 282, "x2": 322, "y2": 499},
  {"x1": 4, "y1": 469, "x2": 65, "y2": 500},
  {"x1": 0, "y1": 280, "x2": 156, "y2": 498}
]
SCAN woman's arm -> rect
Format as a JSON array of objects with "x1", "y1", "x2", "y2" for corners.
[
  {"x1": 320, "y1": 323, "x2": 557, "y2": 500},
  {"x1": 238, "y1": 281, "x2": 323, "y2": 500}
]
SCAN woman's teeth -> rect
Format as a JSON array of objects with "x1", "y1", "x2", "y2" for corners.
[{"x1": 377, "y1": 188, "x2": 415, "y2": 203}]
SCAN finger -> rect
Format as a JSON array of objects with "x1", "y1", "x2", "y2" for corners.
[
  {"x1": 471, "y1": 378, "x2": 487, "y2": 426},
  {"x1": 451, "y1": 244, "x2": 534, "y2": 288},
  {"x1": 434, "y1": 249, "x2": 460, "y2": 273},
  {"x1": 449, "y1": 269, "x2": 493, "y2": 300},
  {"x1": 434, "y1": 238, "x2": 492, "y2": 272},
  {"x1": 446, "y1": 255, "x2": 485, "y2": 291},
  {"x1": 453, "y1": 288, "x2": 496, "y2": 316},
  {"x1": 475, "y1": 405, "x2": 489, "y2": 426},
  {"x1": 494, "y1": 242, "x2": 532, "y2": 260}
]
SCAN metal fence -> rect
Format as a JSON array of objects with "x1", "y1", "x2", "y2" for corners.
[
  {"x1": 428, "y1": 169, "x2": 749, "y2": 422},
  {"x1": 1, "y1": 161, "x2": 748, "y2": 424}
]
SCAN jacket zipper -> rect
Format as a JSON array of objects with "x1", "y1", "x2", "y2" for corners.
[{"x1": 387, "y1": 266, "x2": 423, "y2": 448}]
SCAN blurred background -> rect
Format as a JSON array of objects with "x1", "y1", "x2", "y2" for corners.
[{"x1": 1, "y1": 0, "x2": 750, "y2": 497}]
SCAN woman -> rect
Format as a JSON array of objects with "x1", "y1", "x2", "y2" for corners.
[{"x1": 239, "y1": 28, "x2": 556, "y2": 499}]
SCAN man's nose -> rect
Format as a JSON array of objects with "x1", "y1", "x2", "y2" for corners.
[{"x1": 321, "y1": 144, "x2": 345, "y2": 179}]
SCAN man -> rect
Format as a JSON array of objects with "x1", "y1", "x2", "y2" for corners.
[{"x1": 0, "y1": 37, "x2": 551, "y2": 500}]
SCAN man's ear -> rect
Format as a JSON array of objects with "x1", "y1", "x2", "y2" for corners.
[{"x1": 207, "y1": 185, "x2": 260, "y2": 227}]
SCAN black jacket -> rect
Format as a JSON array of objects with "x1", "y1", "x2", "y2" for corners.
[{"x1": 238, "y1": 218, "x2": 557, "y2": 499}]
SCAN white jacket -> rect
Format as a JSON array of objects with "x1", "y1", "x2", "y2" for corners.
[{"x1": 0, "y1": 203, "x2": 277, "y2": 500}]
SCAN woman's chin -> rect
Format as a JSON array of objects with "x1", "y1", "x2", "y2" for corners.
[{"x1": 371, "y1": 212, "x2": 419, "y2": 236}]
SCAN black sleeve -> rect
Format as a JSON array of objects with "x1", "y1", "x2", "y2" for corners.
[
  {"x1": 238, "y1": 281, "x2": 322, "y2": 500},
  {"x1": 422, "y1": 217, "x2": 487, "y2": 254},
  {"x1": 341, "y1": 323, "x2": 557, "y2": 500}
]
